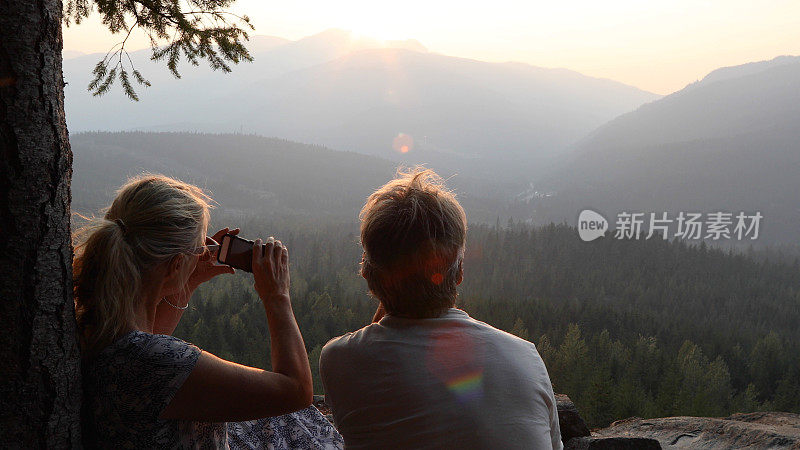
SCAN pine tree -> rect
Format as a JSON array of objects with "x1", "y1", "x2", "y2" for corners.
[
  {"x1": 510, "y1": 317, "x2": 530, "y2": 341},
  {"x1": 1, "y1": 0, "x2": 253, "y2": 445}
]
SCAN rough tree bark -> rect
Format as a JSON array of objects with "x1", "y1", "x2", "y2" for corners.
[{"x1": 0, "y1": 0, "x2": 81, "y2": 447}]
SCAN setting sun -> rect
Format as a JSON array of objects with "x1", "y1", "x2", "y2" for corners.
[{"x1": 346, "y1": 25, "x2": 410, "y2": 43}]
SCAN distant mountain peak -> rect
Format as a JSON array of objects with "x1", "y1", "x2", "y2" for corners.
[
  {"x1": 300, "y1": 28, "x2": 427, "y2": 53},
  {"x1": 246, "y1": 35, "x2": 291, "y2": 53},
  {"x1": 697, "y1": 54, "x2": 800, "y2": 87},
  {"x1": 385, "y1": 39, "x2": 427, "y2": 53},
  {"x1": 311, "y1": 28, "x2": 354, "y2": 41}
]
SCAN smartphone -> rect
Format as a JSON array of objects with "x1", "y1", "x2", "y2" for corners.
[{"x1": 217, "y1": 234, "x2": 263, "y2": 272}]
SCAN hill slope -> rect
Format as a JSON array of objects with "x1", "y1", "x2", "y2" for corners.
[
  {"x1": 534, "y1": 56, "x2": 800, "y2": 245},
  {"x1": 70, "y1": 131, "x2": 526, "y2": 223}
]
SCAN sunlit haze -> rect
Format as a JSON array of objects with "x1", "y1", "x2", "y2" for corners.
[{"x1": 63, "y1": 0, "x2": 800, "y2": 94}]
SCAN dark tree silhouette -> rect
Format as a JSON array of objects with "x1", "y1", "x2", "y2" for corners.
[{"x1": 0, "y1": 1, "x2": 251, "y2": 446}]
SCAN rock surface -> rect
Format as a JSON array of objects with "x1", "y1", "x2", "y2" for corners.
[
  {"x1": 316, "y1": 393, "x2": 799, "y2": 448},
  {"x1": 557, "y1": 394, "x2": 661, "y2": 449},
  {"x1": 594, "y1": 412, "x2": 800, "y2": 449},
  {"x1": 557, "y1": 394, "x2": 591, "y2": 442},
  {"x1": 313, "y1": 395, "x2": 334, "y2": 424},
  {"x1": 565, "y1": 436, "x2": 661, "y2": 449},
  {"x1": 556, "y1": 394, "x2": 661, "y2": 450}
]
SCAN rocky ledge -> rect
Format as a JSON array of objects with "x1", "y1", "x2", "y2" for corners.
[
  {"x1": 556, "y1": 394, "x2": 660, "y2": 449},
  {"x1": 594, "y1": 411, "x2": 800, "y2": 449},
  {"x1": 315, "y1": 394, "x2": 800, "y2": 449}
]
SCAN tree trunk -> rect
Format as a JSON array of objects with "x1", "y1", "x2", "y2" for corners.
[{"x1": 0, "y1": 0, "x2": 81, "y2": 447}]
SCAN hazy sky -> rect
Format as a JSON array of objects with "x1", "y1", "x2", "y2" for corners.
[{"x1": 63, "y1": 0, "x2": 800, "y2": 94}]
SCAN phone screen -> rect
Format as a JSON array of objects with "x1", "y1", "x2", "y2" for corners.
[{"x1": 218, "y1": 234, "x2": 259, "y2": 272}]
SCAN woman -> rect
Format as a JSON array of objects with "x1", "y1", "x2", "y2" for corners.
[{"x1": 74, "y1": 174, "x2": 343, "y2": 449}]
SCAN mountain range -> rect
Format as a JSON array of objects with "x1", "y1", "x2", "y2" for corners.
[
  {"x1": 533, "y1": 55, "x2": 800, "y2": 246},
  {"x1": 64, "y1": 31, "x2": 799, "y2": 246},
  {"x1": 63, "y1": 29, "x2": 659, "y2": 182}
]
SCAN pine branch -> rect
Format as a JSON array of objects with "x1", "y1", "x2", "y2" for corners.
[{"x1": 68, "y1": 0, "x2": 254, "y2": 100}]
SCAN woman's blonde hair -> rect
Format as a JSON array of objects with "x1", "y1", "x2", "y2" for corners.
[
  {"x1": 73, "y1": 174, "x2": 211, "y2": 356},
  {"x1": 360, "y1": 168, "x2": 467, "y2": 318}
]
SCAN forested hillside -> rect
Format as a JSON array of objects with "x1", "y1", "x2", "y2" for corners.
[
  {"x1": 172, "y1": 219, "x2": 800, "y2": 428},
  {"x1": 71, "y1": 131, "x2": 800, "y2": 428},
  {"x1": 70, "y1": 131, "x2": 534, "y2": 223}
]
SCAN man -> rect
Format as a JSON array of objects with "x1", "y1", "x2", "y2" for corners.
[{"x1": 320, "y1": 169, "x2": 562, "y2": 449}]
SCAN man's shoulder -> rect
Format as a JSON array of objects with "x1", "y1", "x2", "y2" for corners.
[
  {"x1": 458, "y1": 312, "x2": 540, "y2": 351},
  {"x1": 320, "y1": 323, "x2": 379, "y2": 359}
]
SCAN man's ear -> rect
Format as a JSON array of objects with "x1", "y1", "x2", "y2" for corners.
[
  {"x1": 360, "y1": 252, "x2": 368, "y2": 280},
  {"x1": 456, "y1": 259, "x2": 463, "y2": 286}
]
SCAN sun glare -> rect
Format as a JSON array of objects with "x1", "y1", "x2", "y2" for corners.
[
  {"x1": 335, "y1": 9, "x2": 414, "y2": 42},
  {"x1": 348, "y1": 27, "x2": 409, "y2": 43}
]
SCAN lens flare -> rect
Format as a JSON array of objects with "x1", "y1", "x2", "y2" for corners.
[
  {"x1": 392, "y1": 133, "x2": 414, "y2": 154},
  {"x1": 446, "y1": 371, "x2": 484, "y2": 402},
  {"x1": 426, "y1": 330, "x2": 485, "y2": 404}
]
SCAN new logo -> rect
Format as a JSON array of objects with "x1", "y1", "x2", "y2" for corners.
[{"x1": 578, "y1": 209, "x2": 608, "y2": 242}]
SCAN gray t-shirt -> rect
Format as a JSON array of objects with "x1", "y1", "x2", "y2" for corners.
[{"x1": 320, "y1": 308, "x2": 562, "y2": 450}]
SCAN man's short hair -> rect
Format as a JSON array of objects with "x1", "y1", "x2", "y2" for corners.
[{"x1": 360, "y1": 168, "x2": 467, "y2": 318}]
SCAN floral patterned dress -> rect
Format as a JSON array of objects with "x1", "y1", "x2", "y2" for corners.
[{"x1": 82, "y1": 331, "x2": 343, "y2": 449}]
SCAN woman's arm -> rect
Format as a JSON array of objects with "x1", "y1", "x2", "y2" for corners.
[{"x1": 160, "y1": 238, "x2": 313, "y2": 421}]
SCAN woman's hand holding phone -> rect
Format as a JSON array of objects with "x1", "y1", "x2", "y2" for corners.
[
  {"x1": 252, "y1": 238, "x2": 291, "y2": 305},
  {"x1": 249, "y1": 237, "x2": 312, "y2": 409},
  {"x1": 186, "y1": 227, "x2": 239, "y2": 289}
]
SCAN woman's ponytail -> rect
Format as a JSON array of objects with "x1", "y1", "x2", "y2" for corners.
[{"x1": 74, "y1": 219, "x2": 143, "y2": 354}]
